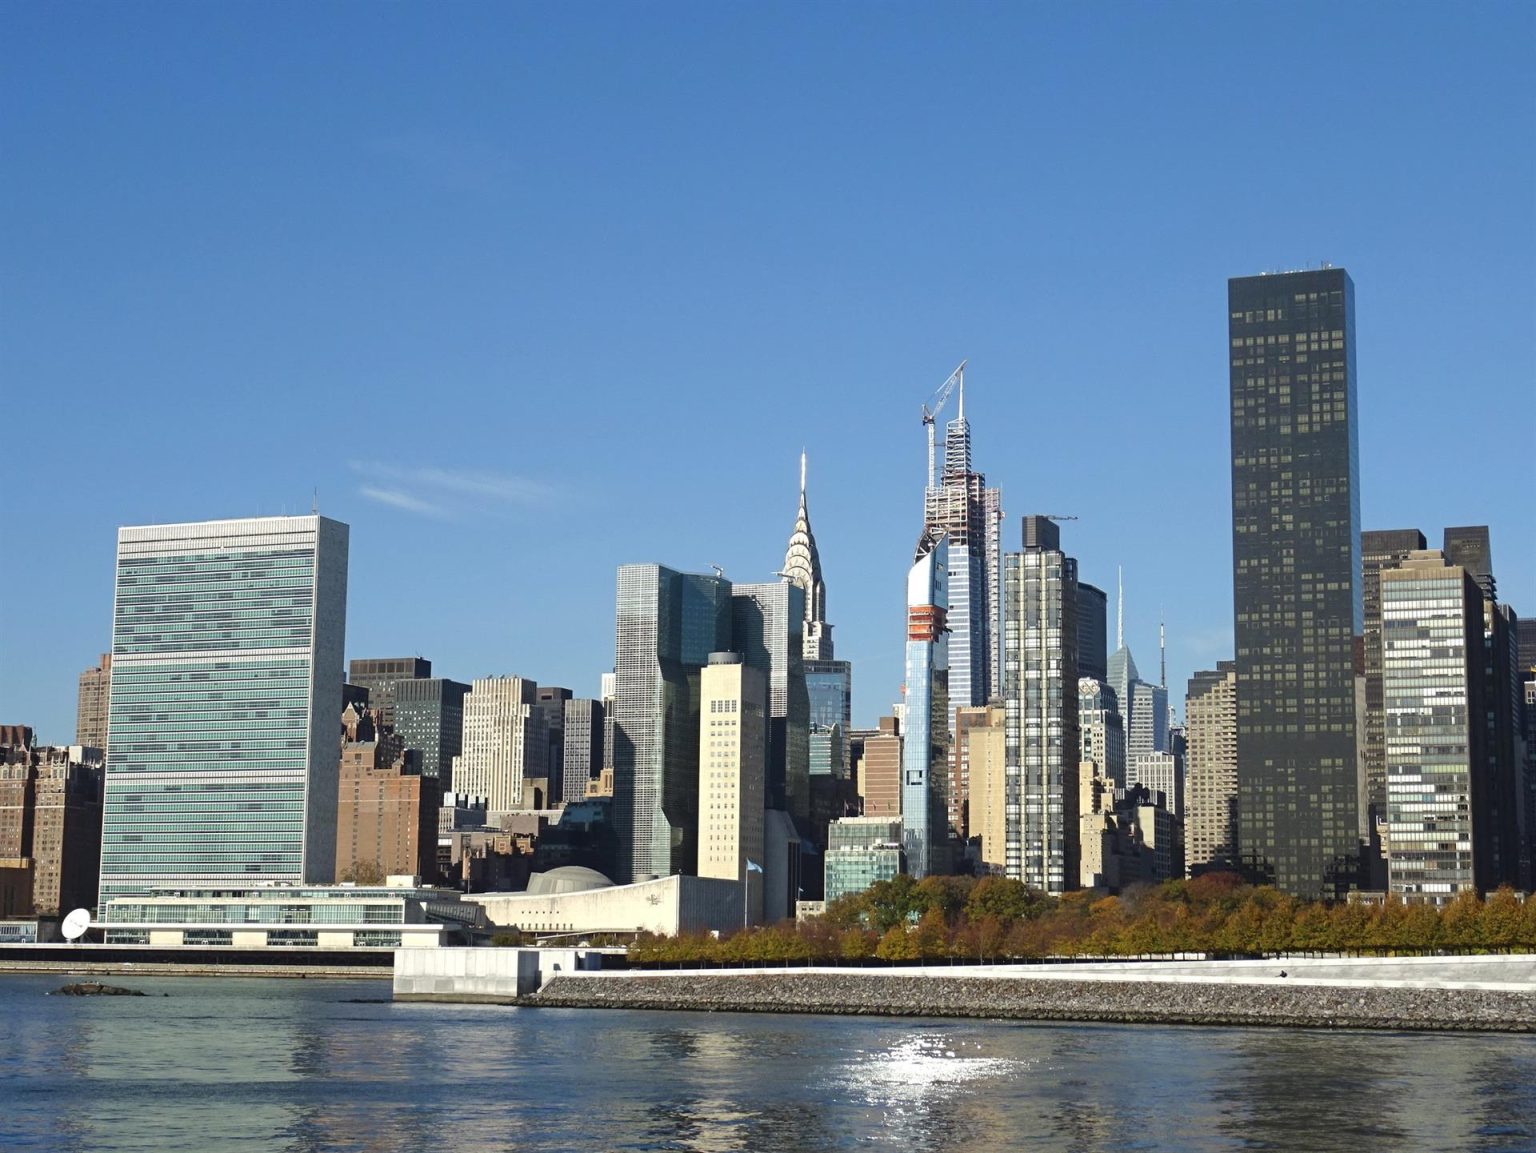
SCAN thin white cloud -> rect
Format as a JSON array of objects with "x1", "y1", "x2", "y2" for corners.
[
  {"x1": 358, "y1": 486, "x2": 448, "y2": 518},
  {"x1": 350, "y1": 462, "x2": 558, "y2": 519}
]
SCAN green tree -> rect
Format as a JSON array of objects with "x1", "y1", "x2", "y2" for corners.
[
  {"x1": 1480, "y1": 888, "x2": 1524, "y2": 949},
  {"x1": 838, "y1": 927, "x2": 876, "y2": 960},
  {"x1": 966, "y1": 876, "x2": 1047, "y2": 926},
  {"x1": 865, "y1": 875, "x2": 924, "y2": 931},
  {"x1": 1439, "y1": 890, "x2": 1484, "y2": 949},
  {"x1": 875, "y1": 924, "x2": 917, "y2": 961},
  {"x1": 910, "y1": 907, "x2": 950, "y2": 959}
]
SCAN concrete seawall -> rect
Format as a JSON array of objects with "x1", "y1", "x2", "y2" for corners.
[{"x1": 528, "y1": 961, "x2": 1536, "y2": 1032}]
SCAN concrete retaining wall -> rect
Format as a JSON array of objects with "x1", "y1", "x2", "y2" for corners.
[
  {"x1": 528, "y1": 966, "x2": 1536, "y2": 1032},
  {"x1": 392, "y1": 947, "x2": 605, "y2": 1003}
]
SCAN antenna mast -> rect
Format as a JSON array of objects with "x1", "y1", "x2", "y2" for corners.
[{"x1": 1116, "y1": 566, "x2": 1124, "y2": 651}]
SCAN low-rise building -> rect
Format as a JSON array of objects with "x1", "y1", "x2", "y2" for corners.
[
  {"x1": 824, "y1": 816, "x2": 904, "y2": 903},
  {"x1": 99, "y1": 879, "x2": 488, "y2": 948},
  {"x1": 466, "y1": 870, "x2": 743, "y2": 939}
]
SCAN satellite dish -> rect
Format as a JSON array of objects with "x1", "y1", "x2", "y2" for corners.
[{"x1": 61, "y1": 908, "x2": 91, "y2": 942}]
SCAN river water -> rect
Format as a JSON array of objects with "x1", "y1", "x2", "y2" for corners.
[{"x1": 1, "y1": 974, "x2": 1531, "y2": 1152}]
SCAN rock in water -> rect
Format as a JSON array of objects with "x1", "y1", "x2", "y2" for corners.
[{"x1": 55, "y1": 982, "x2": 147, "y2": 997}]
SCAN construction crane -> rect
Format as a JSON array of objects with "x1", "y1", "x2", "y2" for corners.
[
  {"x1": 920, "y1": 360, "x2": 966, "y2": 489},
  {"x1": 1041, "y1": 514, "x2": 1079, "y2": 522}
]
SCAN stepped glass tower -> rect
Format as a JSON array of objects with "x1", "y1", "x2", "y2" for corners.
[{"x1": 921, "y1": 365, "x2": 1002, "y2": 722}]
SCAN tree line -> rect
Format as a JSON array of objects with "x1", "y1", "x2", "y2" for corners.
[{"x1": 627, "y1": 872, "x2": 1536, "y2": 964}]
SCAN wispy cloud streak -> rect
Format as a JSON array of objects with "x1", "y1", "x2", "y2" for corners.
[
  {"x1": 358, "y1": 486, "x2": 447, "y2": 518},
  {"x1": 350, "y1": 462, "x2": 558, "y2": 520}
]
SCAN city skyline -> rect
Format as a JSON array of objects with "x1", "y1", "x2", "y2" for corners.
[{"x1": 4, "y1": 7, "x2": 1534, "y2": 744}]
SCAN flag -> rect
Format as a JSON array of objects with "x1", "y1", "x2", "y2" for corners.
[{"x1": 745, "y1": 859, "x2": 764, "y2": 874}]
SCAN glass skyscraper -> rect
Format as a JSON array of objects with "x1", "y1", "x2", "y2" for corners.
[
  {"x1": 922, "y1": 377, "x2": 1002, "y2": 721},
  {"x1": 612, "y1": 565, "x2": 732, "y2": 883},
  {"x1": 1229, "y1": 268, "x2": 1361, "y2": 897},
  {"x1": 902, "y1": 530, "x2": 949, "y2": 879},
  {"x1": 394, "y1": 677, "x2": 469, "y2": 791},
  {"x1": 98, "y1": 516, "x2": 348, "y2": 904},
  {"x1": 1002, "y1": 516, "x2": 1079, "y2": 893}
]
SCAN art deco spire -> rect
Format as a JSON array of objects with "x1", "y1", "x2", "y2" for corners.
[{"x1": 783, "y1": 451, "x2": 833, "y2": 659}]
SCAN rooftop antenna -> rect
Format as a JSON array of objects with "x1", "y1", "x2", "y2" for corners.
[
  {"x1": 1159, "y1": 608, "x2": 1166, "y2": 688},
  {"x1": 1116, "y1": 566, "x2": 1124, "y2": 651},
  {"x1": 312, "y1": 488, "x2": 319, "y2": 515}
]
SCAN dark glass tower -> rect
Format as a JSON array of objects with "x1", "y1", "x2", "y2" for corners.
[{"x1": 1228, "y1": 268, "x2": 1361, "y2": 897}]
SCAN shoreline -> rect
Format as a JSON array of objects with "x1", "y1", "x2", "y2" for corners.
[
  {"x1": 0, "y1": 960, "x2": 389, "y2": 980},
  {"x1": 523, "y1": 969, "x2": 1536, "y2": 1033}
]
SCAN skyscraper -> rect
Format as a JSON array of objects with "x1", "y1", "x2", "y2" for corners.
[
  {"x1": 75, "y1": 653, "x2": 111, "y2": 753},
  {"x1": 785, "y1": 453, "x2": 854, "y2": 775},
  {"x1": 99, "y1": 515, "x2": 348, "y2": 902},
  {"x1": 1078, "y1": 678, "x2": 1127, "y2": 789},
  {"x1": 612, "y1": 565, "x2": 732, "y2": 882},
  {"x1": 1076, "y1": 585, "x2": 1109, "y2": 685},
  {"x1": 452, "y1": 677, "x2": 544, "y2": 817},
  {"x1": 1362, "y1": 530, "x2": 1428, "y2": 825},
  {"x1": 1441, "y1": 527, "x2": 1523, "y2": 887},
  {"x1": 561, "y1": 697, "x2": 605, "y2": 805},
  {"x1": 1382, "y1": 551, "x2": 1494, "y2": 902},
  {"x1": 901, "y1": 529, "x2": 950, "y2": 878},
  {"x1": 783, "y1": 452, "x2": 833, "y2": 662},
  {"x1": 393, "y1": 676, "x2": 470, "y2": 790},
  {"x1": 1185, "y1": 662, "x2": 1238, "y2": 874},
  {"x1": 921, "y1": 366, "x2": 1002, "y2": 721},
  {"x1": 347, "y1": 657, "x2": 431, "y2": 729},
  {"x1": 1003, "y1": 516, "x2": 1080, "y2": 893},
  {"x1": 1229, "y1": 268, "x2": 1361, "y2": 897},
  {"x1": 731, "y1": 582, "x2": 811, "y2": 833},
  {"x1": 698, "y1": 652, "x2": 766, "y2": 924}
]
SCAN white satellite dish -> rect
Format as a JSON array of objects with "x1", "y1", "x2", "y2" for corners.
[{"x1": 61, "y1": 908, "x2": 91, "y2": 942}]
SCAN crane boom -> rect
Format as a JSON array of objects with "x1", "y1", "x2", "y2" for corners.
[{"x1": 921, "y1": 360, "x2": 966, "y2": 488}]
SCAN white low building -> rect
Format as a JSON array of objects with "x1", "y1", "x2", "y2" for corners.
[
  {"x1": 99, "y1": 877, "x2": 488, "y2": 949},
  {"x1": 466, "y1": 869, "x2": 743, "y2": 939}
]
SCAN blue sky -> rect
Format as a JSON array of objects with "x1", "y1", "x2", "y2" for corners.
[{"x1": 3, "y1": 4, "x2": 1533, "y2": 743}]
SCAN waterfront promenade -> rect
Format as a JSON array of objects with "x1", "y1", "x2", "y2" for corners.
[{"x1": 394, "y1": 948, "x2": 1536, "y2": 1031}]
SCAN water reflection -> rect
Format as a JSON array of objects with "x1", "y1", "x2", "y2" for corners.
[{"x1": 1, "y1": 976, "x2": 1532, "y2": 1153}]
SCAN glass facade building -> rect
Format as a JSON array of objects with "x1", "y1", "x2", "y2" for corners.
[
  {"x1": 393, "y1": 677, "x2": 469, "y2": 791},
  {"x1": 1229, "y1": 268, "x2": 1361, "y2": 897},
  {"x1": 347, "y1": 657, "x2": 431, "y2": 728},
  {"x1": 731, "y1": 582, "x2": 811, "y2": 832},
  {"x1": 1003, "y1": 517, "x2": 1079, "y2": 893},
  {"x1": 99, "y1": 516, "x2": 348, "y2": 904},
  {"x1": 902, "y1": 532, "x2": 950, "y2": 879},
  {"x1": 1382, "y1": 554, "x2": 1488, "y2": 902},
  {"x1": 923, "y1": 388, "x2": 1002, "y2": 723},
  {"x1": 824, "y1": 817, "x2": 904, "y2": 902},
  {"x1": 612, "y1": 565, "x2": 732, "y2": 883}
]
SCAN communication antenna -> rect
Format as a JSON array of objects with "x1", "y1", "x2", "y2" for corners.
[{"x1": 61, "y1": 908, "x2": 91, "y2": 943}]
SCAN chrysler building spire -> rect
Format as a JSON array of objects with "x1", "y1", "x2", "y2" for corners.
[{"x1": 783, "y1": 452, "x2": 833, "y2": 660}]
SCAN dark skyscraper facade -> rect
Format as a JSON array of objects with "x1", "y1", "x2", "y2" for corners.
[
  {"x1": 1076, "y1": 583, "x2": 1108, "y2": 686},
  {"x1": 393, "y1": 677, "x2": 469, "y2": 790},
  {"x1": 1228, "y1": 268, "x2": 1361, "y2": 897}
]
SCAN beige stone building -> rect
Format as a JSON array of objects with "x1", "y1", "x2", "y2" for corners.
[
  {"x1": 1185, "y1": 662, "x2": 1237, "y2": 874},
  {"x1": 698, "y1": 654, "x2": 765, "y2": 924},
  {"x1": 453, "y1": 677, "x2": 545, "y2": 817},
  {"x1": 957, "y1": 704, "x2": 1007, "y2": 869}
]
